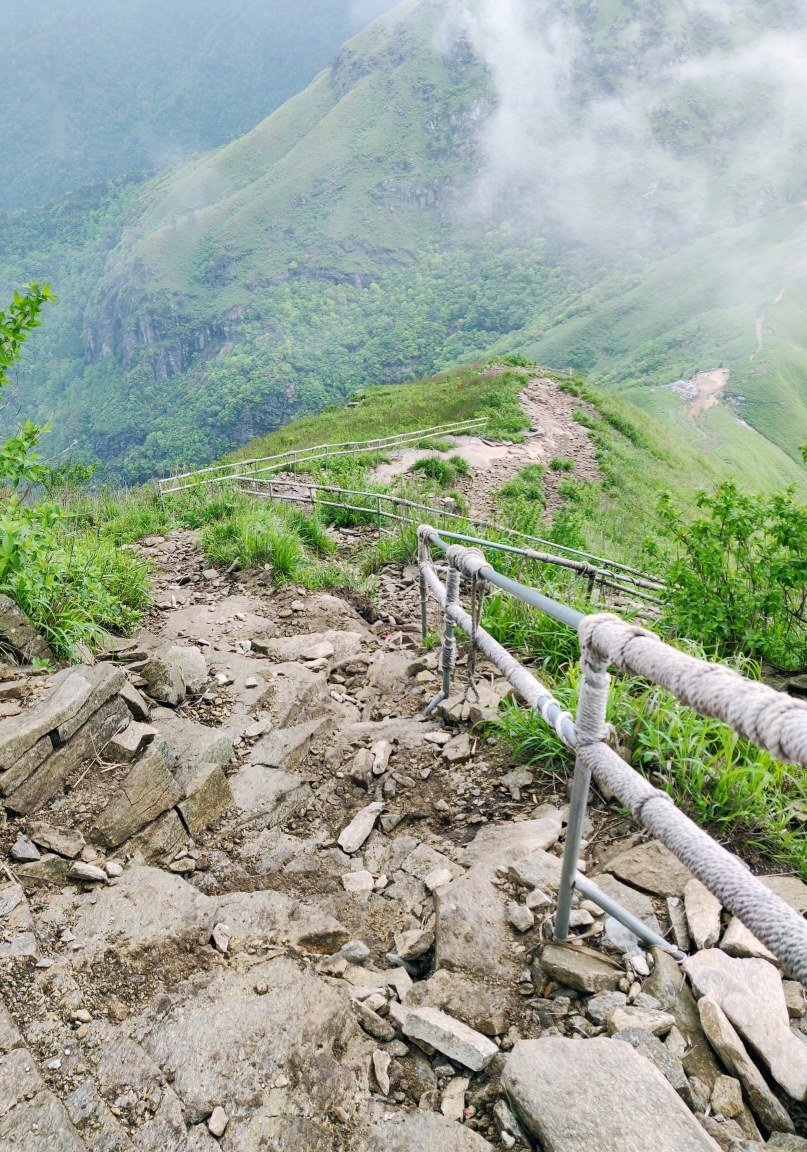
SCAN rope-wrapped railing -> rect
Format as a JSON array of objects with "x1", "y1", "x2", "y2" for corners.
[{"x1": 418, "y1": 525, "x2": 807, "y2": 984}]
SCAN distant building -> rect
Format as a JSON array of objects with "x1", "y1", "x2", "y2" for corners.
[{"x1": 664, "y1": 379, "x2": 699, "y2": 399}]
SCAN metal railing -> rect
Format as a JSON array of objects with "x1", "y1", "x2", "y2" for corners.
[
  {"x1": 239, "y1": 476, "x2": 665, "y2": 603},
  {"x1": 417, "y1": 525, "x2": 807, "y2": 982},
  {"x1": 156, "y1": 417, "x2": 489, "y2": 496}
]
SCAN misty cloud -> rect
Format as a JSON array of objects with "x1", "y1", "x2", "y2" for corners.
[{"x1": 445, "y1": 0, "x2": 807, "y2": 257}]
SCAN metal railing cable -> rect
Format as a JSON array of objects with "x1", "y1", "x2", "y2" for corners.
[
  {"x1": 418, "y1": 525, "x2": 807, "y2": 982},
  {"x1": 234, "y1": 476, "x2": 664, "y2": 602},
  {"x1": 156, "y1": 417, "x2": 489, "y2": 495}
]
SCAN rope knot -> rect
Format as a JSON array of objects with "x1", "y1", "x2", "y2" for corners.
[{"x1": 446, "y1": 544, "x2": 488, "y2": 580}]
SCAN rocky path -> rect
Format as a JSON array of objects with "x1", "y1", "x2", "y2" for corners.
[{"x1": 1, "y1": 436, "x2": 807, "y2": 1150}]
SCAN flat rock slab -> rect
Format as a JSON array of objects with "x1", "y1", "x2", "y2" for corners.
[
  {"x1": 507, "y1": 848, "x2": 563, "y2": 892},
  {"x1": 643, "y1": 947, "x2": 723, "y2": 1090},
  {"x1": 229, "y1": 763, "x2": 313, "y2": 832},
  {"x1": 27, "y1": 821, "x2": 84, "y2": 859},
  {"x1": 720, "y1": 915, "x2": 779, "y2": 964},
  {"x1": 175, "y1": 760, "x2": 234, "y2": 836},
  {"x1": 132, "y1": 957, "x2": 361, "y2": 1125},
  {"x1": 338, "y1": 801, "x2": 384, "y2": 854},
  {"x1": 214, "y1": 889, "x2": 295, "y2": 946},
  {"x1": 761, "y1": 875, "x2": 807, "y2": 915},
  {"x1": 541, "y1": 943, "x2": 623, "y2": 994},
  {"x1": 684, "y1": 878, "x2": 722, "y2": 950},
  {"x1": 0, "y1": 1088, "x2": 86, "y2": 1152},
  {"x1": 602, "y1": 839, "x2": 694, "y2": 897},
  {"x1": 698, "y1": 996, "x2": 795, "y2": 1134},
  {"x1": 502, "y1": 1036, "x2": 722, "y2": 1151},
  {"x1": 149, "y1": 711, "x2": 233, "y2": 768},
  {"x1": 88, "y1": 740, "x2": 180, "y2": 848},
  {"x1": 685, "y1": 948, "x2": 807, "y2": 1100},
  {"x1": 435, "y1": 863, "x2": 521, "y2": 983},
  {"x1": 358, "y1": 1109, "x2": 495, "y2": 1151},
  {"x1": 461, "y1": 813, "x2": 562, "y2": 867},
  {"x1": 67, "y1": 864, "x2": 217, "y2": 958},
  {"x1": 249, "y1": 717, "x2": 331, "y2": 771},
  {"x1": 256, "y1": 630, "x2": 363, "y2": 665},
  {"x1": 0, "y1": 881, "x2": 38, "y2": 960}
]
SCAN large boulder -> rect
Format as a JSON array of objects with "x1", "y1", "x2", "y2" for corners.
[
  {"x1": 88, "y1": 739, "x2": 181, "y2": 848},
  {"x1": 502, "y1": 1036, "x2": 721, "y2": 1151},
  {"x1": 0, "y1": 594, "x2": 53, "y2": 663}
]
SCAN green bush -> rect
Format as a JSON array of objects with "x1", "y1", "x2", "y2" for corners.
[
  {"x1": 550, "y1": 457, "x2": 574, "y2": 472},
  {"x1": 409, "y1": 457, "x2": 456, "y2": 487},
  {"x1": 652, "y1": 481, "x2": 807, "y2": 669},
  {"x1": 497, "y1": 464, "x2": 545, "y2": 504}
]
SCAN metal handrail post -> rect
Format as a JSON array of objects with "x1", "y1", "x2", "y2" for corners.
[{"x1": 554, "y1": 754, "x2": 591, "y2": 941}]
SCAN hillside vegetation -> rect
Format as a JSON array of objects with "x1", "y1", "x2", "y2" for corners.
[
  {"x1": 0, "y1": 0, "x2": 398, "y2": 212},
  {"x1": 4, "y1": 0, "x2": 807, "y2": 493}
]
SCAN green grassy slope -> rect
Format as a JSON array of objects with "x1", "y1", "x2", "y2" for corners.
[
  {"x1": 5, "y1": 0, "x2": 807, "y2": 492},
  {"x1": 0, "y1": 0, "x2": 399, "y2": 212}
]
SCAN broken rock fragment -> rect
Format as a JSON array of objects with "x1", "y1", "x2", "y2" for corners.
[
  {"x1": 403, "y1": 1007, "x2": 498, "y2": 1071},
  {"x1": 338, "y1": 801, "x2": 383, "y2": 854}
]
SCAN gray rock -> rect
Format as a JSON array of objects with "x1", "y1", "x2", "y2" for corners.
[
  {"x1": 0, "y1": 671, "x2": 92, "y2": 773},
  {"x1": 589, "y1": 872, "x2": 662, "y2": 935},
  {"x1": 55, "y1": 662, "x2": 126, "y2": 743},
  {"x1": 27, "y1": 821, "x2": 85, "y2": 859},
  {"x1": 586, "y1": 991, "x2": 627, "y2": 1026},
  {"x1": 94, "y1": 1036, "x2": 187, "y2": 1150},
  {"x1": 358, "y1": 1109, "x2": 495, "y2": 1152},
  {"x1": 120, "y1": 808, "x2": 186, "y2": 865},
  {"x1": 255, "y1": 629, "x2": 361, "y2": 665},
  {"x1": 442, "y1": 733, "x2": 471, "y2": 764},
  {"x1": 540, "y1": 943, "x2": 623, "y2": 993},
  {"x1": 104, "y1": 720, "x2": 156, "y2": 763},
  {"x1": 10, "y1": 835, "x2": 39, "y2": 862},
  {"x1": 63, "y1": 1076, "x2": 134, "y2": 1151},
  {"x1": 0, "y1": 1047, "x2": 44, "y2": 1117},
  {"x1": 175, "y1": 761, "x2": 234, "y2": 836},
  {"x1": 394, "y1": 924, "x2": 434, "y2": 959},
  {"x1": 666, "y1": 895, "x2": 691, "y2": 952},
  {"x1": 402, "y1": 969, "x2": 511, "y2": 1035},
  {"x1": 507, "y1": 848, "x2": 563, "y2": 893},
  {"x1": 697, "y1": 996, "x2": 795, "y2": 1134},
  {"x1": 251, "y1": 660, "x2": 327, "y2": 728},
  {"x1": 89, "y1": 739, "x2": 180, "y2": 847},
  {"x1": 162, "y1": 644, "x2": 207, "y2": 693},
  {"x1": 768, "y1": 1136, "x2": 807, "y2": 1150},
  {"x1": 461, "y1": 814, "x2": 562, "y2": 867},
  {"x1": 507, "y1": 902, "x2": 534, "y2": 932},
  {"x1": 149, "y1": 711, "x2": 232, "y2": 768},
  {"x1": 120, "y1": 680, "x2": 151, "y2": 722},
  {"x1": 400, "y1": 842, "x2": 464, "y2": 884},
  {"x1": 760, "y1": 875, "x2": 807, "y2": 915},
  {"x1": 608, "y1": 1006, "x2": 675, "y2": 1036},
  {"x1": 435, "y1": 863, "x2": 521, "y2": 982},
  {"x1": 141, "y1": 654, "x2": 186, "y2": 705},
  {"x1": 720, "y1": 916, "x2": 779, "y2": 963},
  {"x1": 0, "y1": 1002, "x2": 24, "y2": 1053},
  {"x1": 502, "y1": 1036, "x2": 722, "y2": 1151},
  {"x1": 612, "y1": 1027, "x2": 692, "y2": 1104},
  {"x1": 644, "y1": 947, "x2": 724, "y2": 1090},
  {"x1": 67, "y1": 861, "x2": 107, "y2": 883},
  {"x1": 132, "y1": 957, "x2": 361, "y2": 1126},
  {"x1": 67, "y1": 864, "x2": 216, "y2": 958},
  {"x1": 4, "y1": 693, "x2": 130, "y2": 814},
  {"x1": 684, "y1": 878, "x2": 722, "y2": 950},
  {"x1": 0, "y1": 880, "x2": 38, "y2": 959},
  {"x1": 229, "y1": 763, "x2": 313, "y2": 832},
  {"x1": 601, "y1": 839, "x2": 695, "y2": 897},
  {"x1": 0, "y1": 1088, "x2": 86, "y2": 1152},
  {"x1": 338, "y1": 801, "x2": 384, "y2": 854},
  {"x1": 402, "y1": 1006, "x2": 498, "y2": 1070},
  {"x1": 214, "y1": 889, "x2": 294, "y2": 946},
  {"x1": 249, "y1": 717, "x2": 331, "y2": 771},
  {"x1": 0, "y1": 734, "x2": 52, "y2": 798},
  {"x1": 0, "y1": 593, "x2": 54, "y2": 663},
  {"x1": 685, "y1": 949, "x2": 807, "y2": 1100},
  {"x1": 13, "y1": 852, "x2": 70, "y2": 886},
  {"x1": 350, "y1": 748, "x2": 374, "y2": 787}
]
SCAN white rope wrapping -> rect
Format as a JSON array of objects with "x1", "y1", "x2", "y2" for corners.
[
  {"x1": 419, "y1": 535, "x2": 807, "y2": 977},
  {"x1": 440, "y1": 566, "x2": 460, "y2": 674},
  {"x1": 580, "y1": 613, "x2": 807, "y2": 767},
  {"x1": 445, "y1": 543, "x2": 488, "y2": 578}
]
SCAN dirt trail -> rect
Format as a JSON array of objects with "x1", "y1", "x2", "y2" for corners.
[{"x1": 687, "y1": 369, "x2": 730, "y2": 424}]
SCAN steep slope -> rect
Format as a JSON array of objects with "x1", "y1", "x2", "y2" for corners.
[
  {"x1": 5, "y1": 0, "x2": 807, "y2": 489},
  {"x1": 0, "y1": 0, "x2": 399, "y2": 212}
]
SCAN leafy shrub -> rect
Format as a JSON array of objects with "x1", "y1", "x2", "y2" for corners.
[
  {"x1": 448, "y1": 455, "x2": 470, "y2": 478},
  {"x1": 497, "y1": 464, "x2": 545, "y2": 504},
  {"x1": 550, "y1": 457, "x2": 574, "y2": 472},
  {"x1": 651, "y1": 481, "x2": 807, "y2": 669}
]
